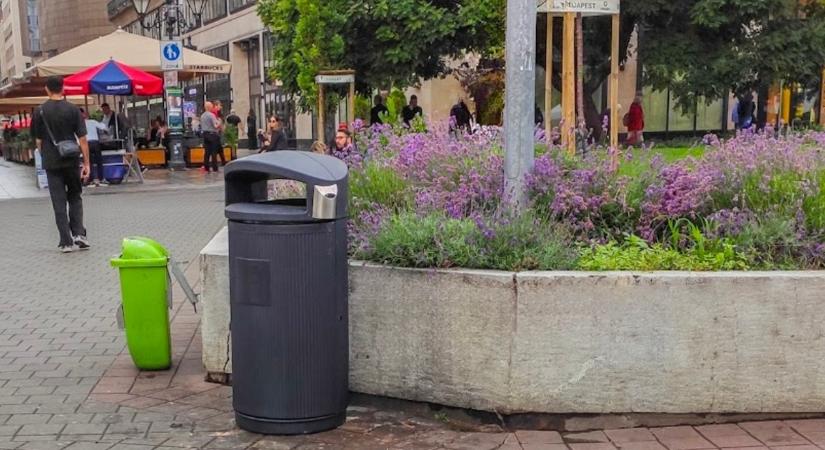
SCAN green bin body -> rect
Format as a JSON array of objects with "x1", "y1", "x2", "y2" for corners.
[{"x1": 110, "y1": 237, "x2": 172, "y2": 370}]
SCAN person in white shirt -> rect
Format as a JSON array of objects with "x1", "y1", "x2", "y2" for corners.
[{"x1": 80, "y1": 108, "x2": 109, "y2": 186}]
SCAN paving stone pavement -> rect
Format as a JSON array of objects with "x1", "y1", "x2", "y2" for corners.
[{"x1": 4, "y1": 182, "x2": 825, "y2": 449}]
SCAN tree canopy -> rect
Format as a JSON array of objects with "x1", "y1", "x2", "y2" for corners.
[
  {"x1": 629, "y1": 0, "x2": 825, "y2": 110},
  {"x1": 258, "y1": 0, "x2": 504, "y2": 109},
  {"x1": 259, "y1": 0, "x2": 825, "y2": 120}
]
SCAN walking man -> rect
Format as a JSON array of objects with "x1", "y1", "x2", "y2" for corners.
[
  {"x1": 31, "y1": 76, "x2": 91, "y2": 253},
  {"x1": 200, "y1": 101, "x2": 222, "y2": 173}
]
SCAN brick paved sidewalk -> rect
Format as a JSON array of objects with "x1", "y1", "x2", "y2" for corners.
[{"x1": 4, "y1": 187, "x2": 825, "y2": 449}]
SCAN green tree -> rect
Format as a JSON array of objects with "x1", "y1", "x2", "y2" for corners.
[
  {"x1": 258, "y1": 0, "x2": 347, "y2": 110},
  {"x1": 258, "y1": 0, "x2": 503, "y2": 110},
  {"x1": 536, "y1": 0, "x2": 825, "y2": 135},
  {"x1": 633, "y1": 0, "x2": 825, "y2": 118}
]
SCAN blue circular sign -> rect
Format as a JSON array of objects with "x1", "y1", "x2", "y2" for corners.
[{"x1": 163, "y1": 43, "x2": 181, "y2": 61}]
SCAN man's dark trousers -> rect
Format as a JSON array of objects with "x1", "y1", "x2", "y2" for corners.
[{"x1": 46, "y1": 167, "x2": 85, "y2": 247}]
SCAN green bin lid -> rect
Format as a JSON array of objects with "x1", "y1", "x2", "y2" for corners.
[{"x1": 110, "y1": 237, "x2": 169, "y2": 268}]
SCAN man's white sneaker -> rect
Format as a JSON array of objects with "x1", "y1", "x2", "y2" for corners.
[
  {"x1": 59, "y1": 245, "x2": 76, "y2": 253},
  {"x1": 73, "y1": 235, "x2": 91, "y2": 250}
]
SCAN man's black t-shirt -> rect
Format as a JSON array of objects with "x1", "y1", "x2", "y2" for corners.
[
  {"x1": 370, "y1": 104, "x2": 388, "y2": 125},
  {"x1": 402, "y1": 105, "x2": 423, "y2": 125},
  {"x1": 32, "y1": 100, "x2": 87, "y2": 170}
]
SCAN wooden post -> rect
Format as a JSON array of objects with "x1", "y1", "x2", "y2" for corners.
[
  {"x1": 349, "y1": 81, "x2": 356, "y2": 124},
  {"x1": 575, "y1": 13, "x2": 584, "y2": 124},
  {"x1": 317, "y1": 84, "x2": 325, "y2": 144},
  {"x1": 562, "y1": 12, "x2": 576, "y2": 154},
  {"x1": 609, "y1": 13, "x2": 620, "y2": 151},
  {"x1": 545, "y1": 14, "x2": 553, "y2": 142},
  {"x1": 820, "y1": 68, "x2": 825, "y2": 126}
]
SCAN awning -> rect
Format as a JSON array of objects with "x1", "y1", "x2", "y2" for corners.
[
  {"x1": 0, "y1": 96, "x2": 97, "y2": 114},
  {"x1": 34, "y1": 28, "x2": 231, "y2": 76}
]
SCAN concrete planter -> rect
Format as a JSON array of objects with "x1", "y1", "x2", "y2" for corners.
[{"x1": 200, "y1": 228, "x2": 825, "y2": 413}]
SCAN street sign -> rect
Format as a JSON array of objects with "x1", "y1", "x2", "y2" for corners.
[
  {"x1": 166, "y1": 87, "x2": 184, "y2": 132},
  {"x1": 160, "y1": 40, "x2": 183, "y2": 71},
  {"x1": 537, "y1": 0, "x2": 620, "y2": 15},
  {"x1": 315, "y1": 74, "x2": 355, "y2": 84},
  {"x1": 163, "y1": 70, "x2": 178, "y2": 88}
]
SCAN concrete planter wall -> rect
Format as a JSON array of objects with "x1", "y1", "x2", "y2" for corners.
[{"x1": 200, "y1": 228, "x2": 825, "y2": 414}]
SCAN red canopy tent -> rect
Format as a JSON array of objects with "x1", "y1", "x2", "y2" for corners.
[{"x1": 63, "y1": 60, "x2": 162, "y2": 96}]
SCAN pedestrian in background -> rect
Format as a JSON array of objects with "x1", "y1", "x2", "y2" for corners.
[
  {"x1": 732, "y1": 93, "x2": 756, "y2": 131},
  {"x1": 31, "y1": 76, "x2": 91, "y2": 253},
  {"x1": 200, "y1": 101, "x2": 222, "y2": 173},
  {"x1": 450, "y1": 98, "x2": 472, "y2": 134},
  {"x1": 79, "y1": 108, "x2": 108, "y2": 187},
  {"x1": 370, "y1": 95, "x2": 388, "y2": 126},
  {"x1": 246, "y1": 109, "x2": 258, "y2": 151},
  {"x1": 226, "y1": 110, "x2": 241, "y2": 128},
  {"x1": 259, "y1": 115, "x2": 288, "y2": 152},
  {"x1": 402, "y1": 95, "x2": 423, "y2": 126},
  {"x1": 624, "y1": 92, "x2": 645, "y2": 146}
]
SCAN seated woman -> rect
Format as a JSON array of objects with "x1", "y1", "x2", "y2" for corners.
[{"x1": 147, "y1": 119, "x2": 160, "y2": 146}]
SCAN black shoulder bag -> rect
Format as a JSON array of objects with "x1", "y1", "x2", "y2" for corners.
[{"x1": 39, "y1": 106, "x2": 81, "y2": 159}]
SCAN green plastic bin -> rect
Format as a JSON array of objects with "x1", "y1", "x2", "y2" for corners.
[{"x1": 111, "y1": 237, "x2": 172, "y2": 370}]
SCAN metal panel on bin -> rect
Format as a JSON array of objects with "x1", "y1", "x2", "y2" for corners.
[{"x1": 224, "y1": 151, "x2": 349, "y2": 435}]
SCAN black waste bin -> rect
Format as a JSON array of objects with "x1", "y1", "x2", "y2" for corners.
[{"x1": 224, "y1": 151, "x2": 349, "y2": 435}]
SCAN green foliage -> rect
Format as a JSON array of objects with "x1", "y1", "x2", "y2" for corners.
[
  {"x1": 630, "y1": 0, "x2": 825, "y2": 111},
  {"x1": 223, "y1": 124, "x2": 239, "y2": 149},
  {"x1": 365, "y1": 212, "x2": 578, "y2": 271},
  {"x1": 369, "y1": 213, "x2": 481, "y2": 269},
  {"x1": 349, "y1": 162, "x2": 412, "y2": 213},
  {"x1": 378, "y1": 88, "x2": 407, "y2": 125},
  {"x1": 355, "y1": 96, "x2": 371, "y2": 121},
  {"x1": 578, "y1": 235, "x2": 750, "y2": 271},
  {"x1": 478, "y1": 89, "x2": 503, "y2": 125},
  {"x1": 258, "y1": 0, "x2": 504, "y2": 106},
  {"x1": 728, "y1": 213, "x2": 801, "y2": 269},
  {"x1": 258, "y1": 0, "x2": 346, "y2": 109}
]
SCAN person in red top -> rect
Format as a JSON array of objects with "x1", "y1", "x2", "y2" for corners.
[{"x1": 625, "y1": 92, "x2": 645, "y2": 146}]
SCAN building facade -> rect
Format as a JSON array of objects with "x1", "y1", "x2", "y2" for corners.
[
  {"x1": 108, "y1": 0, "x2": 314, "y2": 147},
  {"x1": 39, "y1": 0, "x2": 113, "y2": 58},
  {"x1": 0, "y1": 0, "x2": 33, "y2": 84}
]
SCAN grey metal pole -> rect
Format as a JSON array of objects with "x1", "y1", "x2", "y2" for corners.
[
  {"x1": 503, "y1": 0, "x2": 537, "y2": 211},
  {"x1": 167, "y1": 0, "x2": 186, "y2": 170}
]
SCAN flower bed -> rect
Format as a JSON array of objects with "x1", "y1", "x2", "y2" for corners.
[{"x1": 341, "y1": 123, "x2": 825, "y2": 271}]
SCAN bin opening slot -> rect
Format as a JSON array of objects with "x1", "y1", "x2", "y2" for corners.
[{"x1": 247, "y1": 178, "x2": 308, "y2": 208}]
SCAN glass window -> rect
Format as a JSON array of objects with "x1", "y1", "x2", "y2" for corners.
[
  {"x1": 668, "y1": 91, "x2": 694, "y2": 132},
  {"x1": 228, "y1": 0, "x2": 256, "y2": 12},
  {"x1": 696, "y1": 96, "x2": 723, "y2": 131},
  {"x1": 204, "y1": 45, "x2": 231, "y2": 110},
  {"x1": 202, "y1": 0, "x2": 228, "y2": 24},
  {"x1": 641, "y1": 86, "x2": 668, "y2": 133}
]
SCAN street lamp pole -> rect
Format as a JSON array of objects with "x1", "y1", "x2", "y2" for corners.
[
  {"x1": 503, "y1": 0, "x2": 537, "y2": 211},
  {"x1": 132, "y1": 0, "x2": 207, "y2": 171}
]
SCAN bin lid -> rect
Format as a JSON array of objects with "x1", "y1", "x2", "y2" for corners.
[
  {"x1": 224, "y1": 151, "x2": 349, "y2": 222},
  {"x1": 110, "y1": 237, "x2": 169, "y2": 268},
  {"x1": 225, "y1": 151, "x2": 347, "y2": 185}
]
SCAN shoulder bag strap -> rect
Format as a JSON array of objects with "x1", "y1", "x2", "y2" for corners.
[{"x1": 38, "y1": 106, "x2": 58, "y2": 146}]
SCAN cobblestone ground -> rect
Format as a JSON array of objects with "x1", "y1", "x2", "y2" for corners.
[{"x1": 4, "y1": 186, "x2": 825, "y2": 449}]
